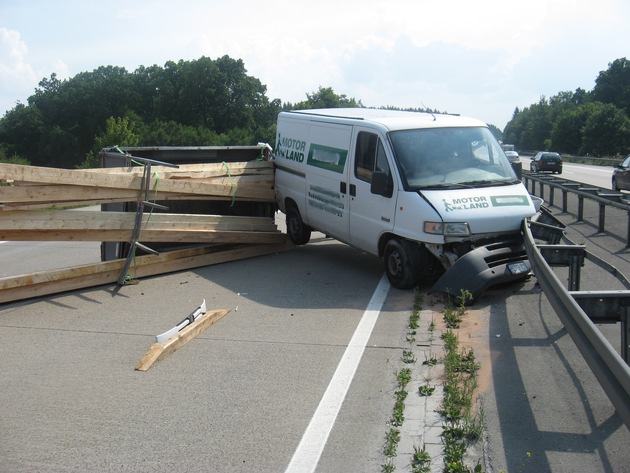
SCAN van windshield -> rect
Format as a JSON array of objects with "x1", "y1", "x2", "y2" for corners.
[{"x1": 389, "y1": 127, "x2": 518, "y2": 190}]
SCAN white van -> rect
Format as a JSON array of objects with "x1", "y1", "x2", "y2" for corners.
[{"x1": 273, "y1": 108, "x2": 540, "y2": 299}]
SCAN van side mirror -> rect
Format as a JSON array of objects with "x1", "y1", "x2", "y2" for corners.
[{"x1": 371, "y1": 171, "x2": 393, "y2": 198}]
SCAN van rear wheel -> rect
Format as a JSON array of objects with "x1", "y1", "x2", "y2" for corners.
[
  {"x1": 384, "y1": 239, "x2": 419, "y2": 289},
  {"x1": 286, "y1": 205, "x2": 311, "y2": 245}
]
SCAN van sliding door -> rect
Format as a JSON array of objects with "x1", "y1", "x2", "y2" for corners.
[{"x1": 304, "y1": 123, "x2": 352, "y2": 242}]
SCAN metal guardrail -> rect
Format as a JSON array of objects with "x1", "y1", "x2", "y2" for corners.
[
  {"x1": 523, "y1": 210, "x2": 630, "y2": 430},
  {"x1": 522, "y1": 171, "x2": 630, "y2": 245}
]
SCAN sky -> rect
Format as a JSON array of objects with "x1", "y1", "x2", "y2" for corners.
[{"x1": 1, "y1": 0, "x2": 628, "y2": 130}]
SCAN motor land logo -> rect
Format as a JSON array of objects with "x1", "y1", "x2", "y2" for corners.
[
  {"x1": 442, "y1": 194, "x2": 530, "y2": 212},
  {"x1": 443, "y1": 196, "x2": 490, "y2": 212},
  {"x1": 274, "y1": 133, "x2": 306, "y2": 162}
]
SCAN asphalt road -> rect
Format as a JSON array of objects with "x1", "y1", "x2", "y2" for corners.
[
  {"x1": 519, "y1": 156, "x2": 614, "y2": 190},
  {"x1": 0, "y1": 229, "x2": 423, "y2": 472},
  {"x1": 1, "y1": 172, "x2": 630, "y2": 472}
]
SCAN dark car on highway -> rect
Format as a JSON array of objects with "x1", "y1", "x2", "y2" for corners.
[
  {"x1": 530, "y1": 151, "x2": 562, "y2": 174},
  {"x1": 612, "y1": 154, "x2": 630, "y2": 191}
]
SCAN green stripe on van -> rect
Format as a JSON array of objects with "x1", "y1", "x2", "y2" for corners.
[
  {"x1": 490, "y1": 195, "x2": 530, "y2": 206},
  {"x1": 307, "y1": 144, "x2": 347, "y2": 174}
]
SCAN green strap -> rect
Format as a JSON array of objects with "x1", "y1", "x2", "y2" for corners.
[{"x1": 222, "y1": 161, "x2": 236, "y2": 207}]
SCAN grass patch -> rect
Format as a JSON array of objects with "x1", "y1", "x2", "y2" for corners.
[
  {"x1": 439, "y1": 291, "x2": 485, "y2": 472},
  {"x1": 411, "y1": 445, "x2": 431, "y2": 473},
  {"x1": 418, "y1": 384, "x2": 436, "y2": 397},
  {"x1": 381, "y1": 287, "x2": 426, "y2": 471}
]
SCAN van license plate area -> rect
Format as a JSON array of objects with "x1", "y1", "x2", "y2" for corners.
[{"x1": 507, "y1": 262, "x2": 529, "y2": 275}]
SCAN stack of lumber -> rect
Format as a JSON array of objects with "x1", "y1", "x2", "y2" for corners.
[
  {"x1": 0, "y1": 161, "x2": 283, "y2": 243},
  {"x1": 0, "y1": 161, "x2": 275, "y2": 209},
  {"x1": 0, "y1": 161, "x2": 293, "y2": 303}
]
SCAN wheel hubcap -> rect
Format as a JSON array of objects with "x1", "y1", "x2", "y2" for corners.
[{"x1": 387, "y1": 251, "x2": 402, "y2": 275}]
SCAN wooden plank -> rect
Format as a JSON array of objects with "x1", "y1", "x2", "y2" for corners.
[
  {"x1": 0, "y1": 163, "x2": 275, "y2": 199},
  {"x1": 0, "y1": 185, "x2": 139, "y2": 204},
  {"x1": 0, "y1": 229, "x2": 285, "y2": 243},
  {"x1": 0, "y1": 194, "x2": 247, "y2": 211},
  {"x1": 135, "y1": 308, "x2": 230, "y2": 371},
  {"x1": 0, "y1": 210, "x2": 282, "y2": 242},
  {"x1": 88, "y1": 160, "x2": 272, "y2": 178},
  {"x1": 1, "y1": 163, "x2": 149, "y2": 189},
  {"x1": 0, "y1": 239, "x2": 293, "y2": 304},
  {"x1": 2, "y1": 210, "x2": 278, "y2": 231}
]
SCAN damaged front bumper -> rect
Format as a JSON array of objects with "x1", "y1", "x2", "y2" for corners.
[{"x1": 429, "y1": 237, "x2": 531, "y2": 302}]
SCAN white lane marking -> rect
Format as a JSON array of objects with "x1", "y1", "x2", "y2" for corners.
[{"x1": 285, "y1": 273, "x2": 390, "y2": 473}]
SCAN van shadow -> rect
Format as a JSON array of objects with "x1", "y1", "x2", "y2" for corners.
[{"x1": 189, "y1": 238, "x2": 392, "y2": 311}]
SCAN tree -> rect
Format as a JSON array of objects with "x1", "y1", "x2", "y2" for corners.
[
  {"x1": 592, "y1": 58, "x2": 630, "y2": 117},
  {"x1": 516, "y1": 98, "x2": 553, "y2": 150},
  {"x1": 0, "y1": 56, "x2": 281, "y2": 168},
  {"x1": 487, "y1": 124, "x2": 502, "y2": 142},
  {"x1": 550, "y1": 106, "x2": 590, "y2": 154},
  {"x1": 0, "y1": 143, "x2": 29, "y2": 165},
  {"x1": 580, "y1": 103, "x2": 630, "y2": 156},
  {"x1": 502, "y1": 108, "x2": 522, "y2": 144},
  {"x1": 0, "y1": 103, "x2": 43, "y2": 163},
  {"x1": 79, "y1": 116, "x2": 140, "y2": 168},
  {"x1": 290, "y1": 86, "x2": 363, "y2": 109}
]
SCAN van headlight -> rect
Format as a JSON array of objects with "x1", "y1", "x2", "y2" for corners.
[{"x1": 424, "y1": 221, "x2": 470, "y2": 236}]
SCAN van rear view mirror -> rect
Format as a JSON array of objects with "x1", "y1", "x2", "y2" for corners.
[{"x1": 371, "y1": 171, "x2": 393, "y2": 198}]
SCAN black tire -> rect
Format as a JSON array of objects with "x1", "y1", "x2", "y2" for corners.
[
  {"x1": 384, "y1": 239, "x2": 420, "y2": 289},
  {"x1": 286, "y1": 204, "x2": 311, "y2": 245},
  {"x1": 612, "y1": 178, "x2": 618, "y2": 191}
]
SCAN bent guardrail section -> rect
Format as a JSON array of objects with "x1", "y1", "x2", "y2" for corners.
[{"x1": 523, "y1": 211, "x2": 630, "y2": 430}]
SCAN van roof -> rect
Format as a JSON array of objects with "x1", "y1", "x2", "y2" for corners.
[{"x1": 282, "y1": 108, "x2": 487, "y2": 130}]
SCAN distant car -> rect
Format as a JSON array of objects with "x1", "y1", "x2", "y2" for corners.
[
  {"x1": 612, "y1": 154, "x2": 630, "y2": 191},
  {"x1": 504, "y1": 150, "x2": 520, "y2": 164},
  {"x1": 530, "y1": 151, "x2": 562, "y2": 174}
]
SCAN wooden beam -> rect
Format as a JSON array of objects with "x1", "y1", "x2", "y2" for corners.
[
  {"x1": 88, "y1": 160, "x2": 272, "y2": 177},
  {"x1": 0, "y1": 211, "x2": 283, "y2": 242},
  {"x1": 2, "y1": 210, "x2": 278, "y2": 231},
  {"x1": 0, "y1": 239, "x2": 293, "y2": 304},
  {"x1": 0, "y1": 163, "x2": 275, "y2": 200},
  {"x1": 135, "y1": 308, "x2": 230, "y2": 371},
  {"x1": 0, "y1": 229, "x2": 286, "y2": 243}
]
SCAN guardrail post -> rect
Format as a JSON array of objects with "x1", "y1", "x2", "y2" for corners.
[
  {"x1": 562, "y1": 189, "x2": 568, "y2": 213},
  {"x1": 548, "y1": 185, "x2": 555, "y2": 206},
  {"x1": 568, "y1": 250, "x2": 583, "y2": 291},
  {"x1": 623, "y1": 306, "x2": 630, "y2": 363},
  {"x1": 599, "y1": 202, "x2": 606, "y2": 233},
  {"x1": 578, "y1": 195, "x2": 584, "y2": 221}
]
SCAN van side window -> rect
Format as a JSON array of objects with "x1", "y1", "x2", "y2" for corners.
[{"x1": 355, "y1": 132, "x2": 390, "y2": 182}]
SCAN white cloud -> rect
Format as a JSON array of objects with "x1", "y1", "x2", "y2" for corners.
[
  {"x1": 0, "y1": 27, "x2": 37, "y2": 109},
  {"x1": 1, "y1": 0, "x2": 628, "y2": 128}
]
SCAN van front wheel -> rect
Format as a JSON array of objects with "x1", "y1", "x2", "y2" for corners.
[
  {"x1": 286, "y1": 205, "x2": 311, "y2": 245},
  {"x1": 384, "y1": 239, "x2": 418, "y2": 289}
]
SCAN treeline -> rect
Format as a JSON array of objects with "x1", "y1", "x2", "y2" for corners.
[
  {"x1": 0, "y1": 56, "x2": 364, "y2": 169},
  {"x1": 2, "y1": 55, "x2": 628, "y2": 168},
  {"x1": 503, "y1": 57, "x2": 630, "y2": 157}
]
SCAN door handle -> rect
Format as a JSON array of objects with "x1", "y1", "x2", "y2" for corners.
[{"x1": 350, "y1": 184, "x2": 356, "y2": 197}]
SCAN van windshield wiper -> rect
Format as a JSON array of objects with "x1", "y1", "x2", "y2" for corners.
[
  {"x1": 453, "y1": 179, "x2": 516, "y2": 188},
  {"x1": 418, "y1": 182, "x2": 473, "y2": 190}
]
